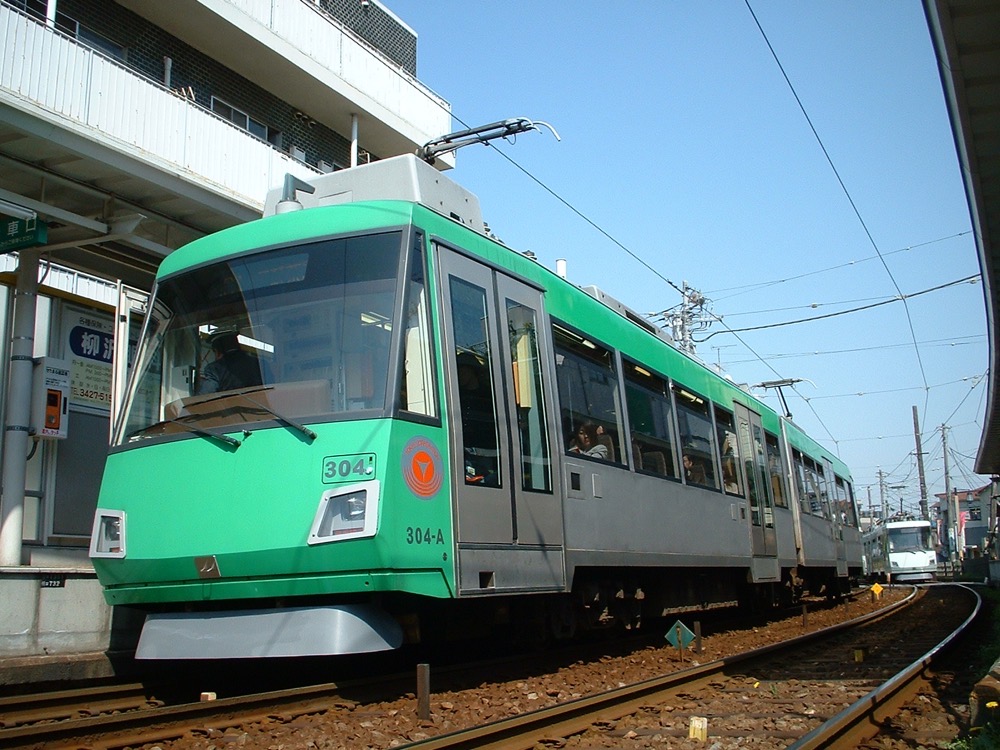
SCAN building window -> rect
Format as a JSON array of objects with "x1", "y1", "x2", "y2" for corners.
[
  {"x1": 210, "y1": 97, "x2": 282, "y2": 147},
  {"x1": 55, "y1": 14, "x2": 126, "y2": 61},
  {"x1": 9, "y1": 0, "x2": 46, "y2": 21}
]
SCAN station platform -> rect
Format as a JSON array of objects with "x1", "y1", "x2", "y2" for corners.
[{"x1": 0, "y1": 649, "x2": 132, "y2": 688}]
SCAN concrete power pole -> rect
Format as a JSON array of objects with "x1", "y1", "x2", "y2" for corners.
[
  {"x1": 942, "y1": 424, "x2": 958, "y2": 565},
  {"x1": 877, "y1": 468, "x2": 887, "y2": 523},
  {"x1": 912, "y1": 406, "x2": 929, "y2": 520}
]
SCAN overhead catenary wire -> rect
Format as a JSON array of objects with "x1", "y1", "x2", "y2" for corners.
[
  {"x1": 708, "y1": 230, "x2": 971, "y2": 299},
  {"x1": 745, "y1": 0, "x2": 933, "y2": 418},
  {"x1": 727, "y1": 334, "x2": 984, "y2": 365},
  {"x1": 697, "y1": 275, "x2": 978, "y2": 340},
  {"x1": 427, "y1": 15, "x2": 980, "y2": 488}
]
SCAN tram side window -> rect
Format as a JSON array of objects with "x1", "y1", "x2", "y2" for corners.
[
  {"x1": 507, "y1": 299, "x2": 552, "y2": 492},
  {"x1": 765, "y1": 432, "x2": 788, "y2": 508},
  {"x1": 834, "y1": 477, "x2": 857, "y2": 526},
  {"x1": 623, "y1": 360, "x2": 679, "y2": 479},
  {"x1": 844, "y1": 481, "x2": 859, "y2": 527},
  {"x1": 673, "y1": 384, "x2": 719, "y2": 490},
  {"x1": 816, "y1": 462, "x2": 831, "y2": 519},
  {"x1": 552, "y1": 323, "x2": 622, "y2": 464},
  {"x1": 795, "y1": 451, "x2": 825, "y2": 517},
  {"x1": 398, "y1": 235, "x2": 437, "y2": 418},
  {"x1": 714, "y1": 407, "x2": 742, "y2": 496},
  {"x1": 802, "y1": 459, "x2": 829, "y2": 519}
]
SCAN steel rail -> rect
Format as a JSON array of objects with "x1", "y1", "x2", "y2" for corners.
[
  {"x1": 0, "y1": 586, "x2": 921, "y2": 750},
  {"x1": 787, "y1": 583, "x2": 981, "y2": 749},
  {"x1": 400, "y1": 586, "x2": 924, "y2": 750},
  {"x1": 0, "y1": 682, "x2": 157, "y2": 727}
]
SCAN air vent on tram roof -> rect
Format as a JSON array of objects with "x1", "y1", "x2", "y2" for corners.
[
  {"x1": 582, "y1": 285, "x2": 674, "y2": 346},
  {"x1": 263, "y1": 154, "x2": 485, "y2": 234}
]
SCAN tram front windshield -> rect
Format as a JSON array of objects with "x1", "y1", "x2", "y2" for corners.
[
  {"x1": 117, "y1": 231, "x2": 404, "y2": 445},
  {"x1": 887, "y1": 526, "x2": 932, "y2": 552}
]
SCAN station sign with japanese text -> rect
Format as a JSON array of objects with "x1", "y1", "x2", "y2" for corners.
[{"x1": 0, "y1": 215, "x2": 47, "y2": 253}]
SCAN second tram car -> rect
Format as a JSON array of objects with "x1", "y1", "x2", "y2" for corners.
[
  {"x1": 90, "y1": 150, "x2": 863, "y2": 658},
  {"x1": 864, "y1": 517, "x2": 937, "y2": 583}
]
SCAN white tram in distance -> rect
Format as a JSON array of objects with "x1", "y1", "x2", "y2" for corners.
[{"x1": 863, "y1": 517, "x2": 937, "y2": 583}]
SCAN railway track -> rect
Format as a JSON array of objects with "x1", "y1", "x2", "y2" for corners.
[
  {"x1": 0, "y1": 585, "x2": 968, "y2": 749},
  {"x1": 403, "y1": 584, "x2": 979, "y2": 749}
]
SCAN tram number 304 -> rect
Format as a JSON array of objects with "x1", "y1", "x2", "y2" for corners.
[
  {"x1": 322, "y1": 453, "x2": 376, "y2": 484},
  {"x1": 406, "y1": 526, "x2": 444, "y2": 545}
]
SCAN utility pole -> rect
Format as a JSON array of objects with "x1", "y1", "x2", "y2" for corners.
[
  {"x1": 877, "y1": 468, "x2": 888, "y2": 523},
  {"x1": 664, "y1": 282, "x2": 711, "y2": 356},
  {"x1": 876, "y1": 468, "x2": 890, "y2": 583},
  {"x1": 912, "y1": 406, "x2": 928, "y2": 520},
  {"x1": 942, "y1": 424, "x2": 958, "y2": 565}
]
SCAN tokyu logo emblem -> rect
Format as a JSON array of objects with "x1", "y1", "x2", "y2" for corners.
[{"x1": 401, "y1": 436, "x2": 443, "y2": 499}]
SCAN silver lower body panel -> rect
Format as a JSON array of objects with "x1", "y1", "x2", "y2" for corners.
[{"x1": 136, "y1": 604, "x2": 402, "y2": 659}]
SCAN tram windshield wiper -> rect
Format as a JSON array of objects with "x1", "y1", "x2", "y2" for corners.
[
  {"x1": 163, "y1": 418, "x2": 242, "y2": 448},
  {"x1": 230, "y1": 390, "x2": 317, "y2": 441}
]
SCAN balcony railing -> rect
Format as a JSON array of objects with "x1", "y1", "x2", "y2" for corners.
[
  {"x1": 228, "y1": 0, "x2": 449, "y2": 136},
  {"x1": 0, "y1": 3, "x2": 319, "y2": 212}
]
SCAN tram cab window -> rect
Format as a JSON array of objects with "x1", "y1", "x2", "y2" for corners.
[
  {"x1": 398, "y1": 235, "x2": 437, "y2": 418},
  {"x1": 117, "y1": 231, "x2": 405, "y2": 444},
  {"x1": 552, "y1": 323, "x2": 622, "y2": 465},
  {"x1": 623, "y1": 360, "x2": 678, "y2": 478},
  {"x1": 714, "y1": 407, "x2": 742, "y2": 496},
  {"x1": 672, "y1": 384, "x2": 718, "y2": 490}
]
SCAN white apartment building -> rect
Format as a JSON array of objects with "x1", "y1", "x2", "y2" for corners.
[{"x1": 0, "y1": 0, "x2": 451, "y2": 660}]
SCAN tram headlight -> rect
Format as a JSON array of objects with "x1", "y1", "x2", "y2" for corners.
[
  {"x1": 308, "y1": 480, "x2": 379, "y2": 545},
  {"x1": 90, "y1": 510, "x2": 126, "y2": 558}
]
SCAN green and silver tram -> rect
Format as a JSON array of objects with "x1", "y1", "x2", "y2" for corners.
[{"x1": 91, "y1": 153, "x2": 862, "y2": 658}]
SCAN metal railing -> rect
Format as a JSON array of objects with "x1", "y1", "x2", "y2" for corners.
[{"x1": 0, "y1": 3, "x2": 320, "y2": 211}]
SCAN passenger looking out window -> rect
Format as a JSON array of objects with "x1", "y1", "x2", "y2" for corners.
[
  {"x1": 715, "y1": 407, "x2": 742, "y2": 495},
  {"x1": 683, "y1": 453, "x2": 708, "y2": 485},
  {"x1": 552, "y1": 322, "x2": 622, "y2": 465},
  {"x1": 673, "y1": 384, "x2": 718, "y2": 489},
  {"x1": 569, "y1": 421, "x2": 608, "y2": 459}
]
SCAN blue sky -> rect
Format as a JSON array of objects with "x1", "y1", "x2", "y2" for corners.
[{"x1": 380, "y1": 1, "x2": 988, "y2": 515}]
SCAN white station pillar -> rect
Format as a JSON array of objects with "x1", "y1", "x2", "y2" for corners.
[{"x1": 0, "y1": 250, "x2": 40, "y2": 566}]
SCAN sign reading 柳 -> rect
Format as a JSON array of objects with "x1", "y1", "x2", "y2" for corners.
[{"x1": 0, "y1": 215, "x2": 47, "y2": 253}]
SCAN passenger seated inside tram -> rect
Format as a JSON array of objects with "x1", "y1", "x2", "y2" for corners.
[
  {"x1": 683, "y1": 453, "x2": 708, "y2": 485},
  {"x1": 722, "y1": 461, "x2": 740, "y2": 493},
  {"x1": 569, "y1": 421, "x2": 609, "y2": 460}
]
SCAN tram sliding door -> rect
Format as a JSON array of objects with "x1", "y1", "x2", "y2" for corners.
[
  {"x1": 735, "y1": 404, "x2": 778, "y2": 575},
  {"x1": 824, "y1": 458, "x2": 849, "y2": 577},
  {"x1": 437, "y1": 245, "x2": 565, "y2": 595}
]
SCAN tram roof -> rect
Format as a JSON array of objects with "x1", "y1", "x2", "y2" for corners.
[{"x1": 924, "y1": 1, "x2": 1000, "y2": 475}]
